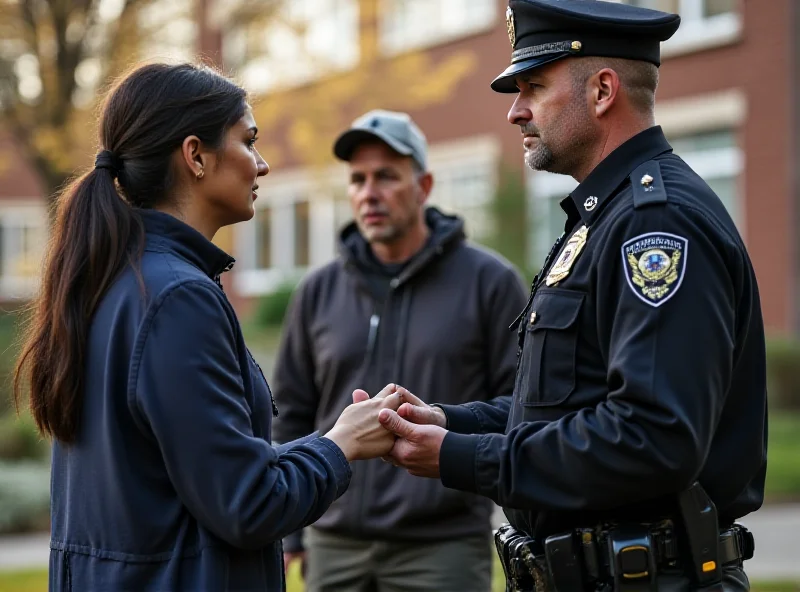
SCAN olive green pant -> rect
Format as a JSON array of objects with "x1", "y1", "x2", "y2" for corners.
[{"x1": 305, "y1": 528, "x2": 493, "y2": 592}]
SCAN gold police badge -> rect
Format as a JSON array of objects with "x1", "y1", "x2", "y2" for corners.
[
  {"x1": 622, "y1": 232, "x2": 688, "y2": 307},
  {"x1": 506, "y1": 6, "x2": 516, "y2": 47},
  {"x1": 545, "y1": 225, "x2": 589, "y2": 286}
]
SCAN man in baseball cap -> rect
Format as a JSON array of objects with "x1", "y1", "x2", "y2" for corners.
[{"x1": 272, "y1": 109, "x2": 527, "y2": 591}]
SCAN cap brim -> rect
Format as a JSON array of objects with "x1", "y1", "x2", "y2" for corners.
[
  {"x1": 333, "y1": 129, "x2": 413, "y2": 161},
  {"x1": 490, "y1": 53, "x2": 571, "y2": 93}
]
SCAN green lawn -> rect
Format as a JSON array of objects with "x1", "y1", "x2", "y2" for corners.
[
  {"x1": 764, "y1": 413, "x2": 800, "y2": 501},
  {"x1": 1, "y1": 565, "x2": 798, "y2": 592}
]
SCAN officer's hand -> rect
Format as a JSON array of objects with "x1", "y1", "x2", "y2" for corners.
[
  {"x1": 394, "y1": 387, "x2": 447, "y2": 428},
  {"x1": 379, "y1": 408, "x2": 446, "y2": 478}
]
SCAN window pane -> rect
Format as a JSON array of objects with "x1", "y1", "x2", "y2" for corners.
[
  {"x1": 669, "y1": 130, "x2": 735, "y2": 152},
  {"x1": 705, "y1": 176, "x2": 739, "y2": 226},
  {"x1": 626, "y1": 0, "x2": 680, "y2": 13},
  {"x1": 334, "y1": 192, "x2": 352, "y2": 233},
  {"x1": 294, "y1": 201, "x2": 310, "y2": 267},
  {"x1": 704, "y1": 0, "x2": 737, "y2": 17},
  {"x1": 256, "y1": 208, "x2": 272, "y2": 269},
  {"x1": 380, "y1": 0, "x2": 495, "y2": 53}
]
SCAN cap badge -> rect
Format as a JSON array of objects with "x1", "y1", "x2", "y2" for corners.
[
  {"x1": 506, "y1": 6, "x2": 516, "y2": 47},
  {"x1": 584, "y1": 196, "x2": 598, "y2": 211}
]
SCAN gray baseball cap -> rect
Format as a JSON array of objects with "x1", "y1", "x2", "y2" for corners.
[{"x1": 333, "y1": 109, "x2": 428, "y2": 169}]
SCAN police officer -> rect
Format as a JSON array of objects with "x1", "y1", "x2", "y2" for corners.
[{"x1": 376, "y1": 0, "x2": 766, "y2": 590}]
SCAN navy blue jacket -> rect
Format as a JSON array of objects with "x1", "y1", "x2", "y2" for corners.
[
  {"x1": 439, "y1": 127, "x2": 767, "y2": 538},
  {"x1": 49, "y1": 210, "x2": 351, "y2": 591}
]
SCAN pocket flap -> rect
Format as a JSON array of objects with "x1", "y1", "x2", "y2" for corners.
[{"x1": 528, "y1": 290, "x2": 584, "y2": 331}]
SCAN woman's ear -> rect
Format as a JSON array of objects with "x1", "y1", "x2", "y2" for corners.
[{"x1": 180, "y1": 135, "x2": 207, "y2": 180}]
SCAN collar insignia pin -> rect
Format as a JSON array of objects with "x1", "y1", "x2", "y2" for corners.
[{"x1": 584, "y1": 196, "x2": 598, "y2": 211}]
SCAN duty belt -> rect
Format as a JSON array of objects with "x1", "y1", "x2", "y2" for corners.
[{"x1": 494, "y1": 521, "x2": 755, "y2": 592}]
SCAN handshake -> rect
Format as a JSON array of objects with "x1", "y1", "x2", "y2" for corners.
[{"x1": 323, "y1": 384, "x2": 448, "y2": 478}]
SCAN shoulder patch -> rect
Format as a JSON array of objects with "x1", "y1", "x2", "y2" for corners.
[
  {"x1": 621, "y1": 232, "x2": 687, "y2": 307},
  {"x1": 631, "y1": 160, "x2": 667, "y2": 208}
]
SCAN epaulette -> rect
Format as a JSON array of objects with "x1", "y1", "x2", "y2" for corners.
[{"x1": 631, "y1": 160, "x2": 667, "y2": 208}]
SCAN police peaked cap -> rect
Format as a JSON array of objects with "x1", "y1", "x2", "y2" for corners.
[{"x1": 492, "y1": 0, "x2": 681, "y2": 93}]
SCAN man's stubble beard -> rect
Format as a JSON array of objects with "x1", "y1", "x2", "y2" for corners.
[{"x1": 523, "y1": 95, "x2": 595, "y2": 177}]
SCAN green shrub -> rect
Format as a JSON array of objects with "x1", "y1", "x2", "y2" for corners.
[
  {"x1": 0, "y1": 412, "x2": 49, "y2": 462},
  {"x1": 0, "y1": 311, "x2": 23, "y2": 416},
  {"x1": 767, "y1": 337, "x2": 800, "y2": 411},
  {"x1": 253, "y1": 282, "x2": 298, "y2": 328},
  {"x1": 0, "y1": 460, "x2": 50, "y2": 534}
]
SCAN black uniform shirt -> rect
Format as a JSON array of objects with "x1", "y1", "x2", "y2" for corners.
[{"x1": 439, "y1": 126, "x2": 768, "y2": 539}]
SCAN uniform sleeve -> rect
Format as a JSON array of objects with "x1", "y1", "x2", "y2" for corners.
[
  {"x1": 132, "y1": 282, "x2": 351, "y2": 549},
  {"x1": 440, "y1": 204, "x2": 737, "y2": 511},
  {"x1": 438, "y1": 265, "x2": 527, "y2": 435},
  {"x1": 271, "y1": 279, "x2": 320, "y2": 445}
]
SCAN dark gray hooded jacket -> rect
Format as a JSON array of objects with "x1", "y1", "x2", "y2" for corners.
[{"x1": 273, "y1": 207, "x2": 527, "y2": 549}]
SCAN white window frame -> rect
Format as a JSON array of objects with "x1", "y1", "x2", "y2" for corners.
[
  {"x1": 526, "y1": 89, "x2": 746, "y2": 268},
  {"x1": 234, "y1": 134, "x2": 500, "y2": 297},
  {"x1": 611, "y1": 0, "x2": 742, "y2": 57},
  {"x1": 234, "y1": 164, "x2": 348, "y2": 297},
  {"x1": 218, "y1": 0, "x2": 360, "y2": 94},
  {"x1": 378, "y1": 0, "x2": 498, "y2": 56},
  {"x1": 0, "y1": 201, "x2": 48, "y2": 300},
  {"x1": 425, "y1": 135, "x2": 501, "y2": 243}
]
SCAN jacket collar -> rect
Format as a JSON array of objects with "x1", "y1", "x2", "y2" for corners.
[
  {"x1": 139, "y1": 209, "x2": 235, "y2": 279},
  {"x1": 566, "y1": 126, "x2": 673, "y2": 226}
]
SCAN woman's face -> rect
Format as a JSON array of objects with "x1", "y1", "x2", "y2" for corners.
[{"x1": 200, "y1": 108, "x2": 269, "y2": 227}]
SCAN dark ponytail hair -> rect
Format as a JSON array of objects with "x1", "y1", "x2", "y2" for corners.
[{"x1": 13, "y1": 63, "x2": 247, "y2": 444}]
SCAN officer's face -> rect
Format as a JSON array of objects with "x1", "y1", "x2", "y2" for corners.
[
  {"x1": 508, "y1": 59, "x2": 595, "y2": 177},
  {"x1": 347, "y1": 142, "x2": 431, "y2": 244}
]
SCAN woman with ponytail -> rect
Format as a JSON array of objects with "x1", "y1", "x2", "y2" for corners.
[{"x1": 13, "y1": 63, "x2": 400, "y2": 591}]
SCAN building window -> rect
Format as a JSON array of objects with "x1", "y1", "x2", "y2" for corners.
[
  {"x1": 379, "y1": 0, "x2": 496, "y2": 55},
  {"x1": 294, "y1": 200, "x2": 310, "y2": 267},
  {"x1": 222, "y1": 0, "x2": 359, "y2": 93},
  {"x1": 429, "y1": 164, "x2": 495, "y2": 243},
  {"x1": 0, "y1": 207, "x2": 47, "y2": 299},
  {"x1": 526, "y1": 128, "x2": 743, "y2": 269},
  {"x1": 423, "y1": 135, "x2": 500, "y2": 245},
  {"x1": 255, "y1": 207, "x2": 272, "y2": 269},
  {"x1": 138, "y1": 0, "x2": 197, "y2": 63},
  {"x1": 619, "y1": 0, "x2": 741, "y2": 56}
]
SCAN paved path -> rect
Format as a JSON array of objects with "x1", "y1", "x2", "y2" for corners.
[
  {"x1": 0, "y1": 532, "x2": 49, "y2": 570},
  {"x1": 2, "y1": 505, "x2": 799, "y2": 579}
]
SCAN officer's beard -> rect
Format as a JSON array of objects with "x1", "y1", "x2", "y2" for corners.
[{"x1": 521, "y1": 96, "x2": 596, "y2": 178}]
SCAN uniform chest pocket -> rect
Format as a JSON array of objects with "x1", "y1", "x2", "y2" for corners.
[{"x1": 518, "y1": 290, "x2": 584, "y2": 407}]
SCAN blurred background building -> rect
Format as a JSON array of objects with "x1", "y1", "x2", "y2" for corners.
[
  {"x1": 0, "y1": 0, "x2": 798, "y2": 336},
  {"x1": 2, "y1": 2, "x2": 800, "y2": 583}
]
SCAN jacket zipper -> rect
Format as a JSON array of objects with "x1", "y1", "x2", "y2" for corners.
[{"x1": 215, "y1": 274, "x2": 279, "y2": 418}]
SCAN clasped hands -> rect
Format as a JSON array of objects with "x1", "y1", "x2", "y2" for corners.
[{"x1": 323, "y1": 384, "x2": 446, "y2": 478}]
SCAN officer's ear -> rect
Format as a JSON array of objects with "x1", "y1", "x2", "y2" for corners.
[{"x1": 591, "y1": 68, "x2": 621, "y2": 119}]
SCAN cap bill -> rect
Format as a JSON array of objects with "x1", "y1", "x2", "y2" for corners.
[
  {"x1": 333, "y1": 129, "x2": 413, "y2": 161},
  {"x1": 490, "y1": 52, "x2": 570, "y2": 93}
]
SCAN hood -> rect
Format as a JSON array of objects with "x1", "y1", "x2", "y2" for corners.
[{"x1": 338, "y1": 206, "x2": 465, "y2": 279}]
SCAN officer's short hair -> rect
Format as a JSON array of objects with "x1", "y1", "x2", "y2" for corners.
[{"x1": 569, "y1": 57, "x2": 659, "y2": 115}]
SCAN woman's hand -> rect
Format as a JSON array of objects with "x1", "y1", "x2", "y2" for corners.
[{"x1": 324, "y1": 384, "x2": 402, "y2": 461}]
